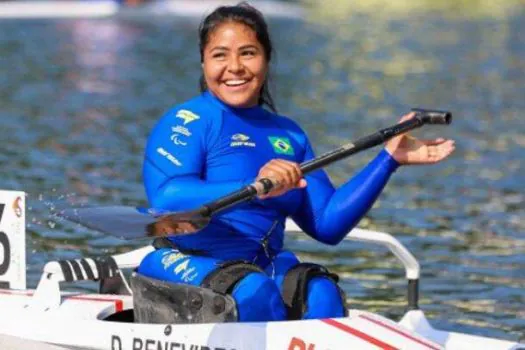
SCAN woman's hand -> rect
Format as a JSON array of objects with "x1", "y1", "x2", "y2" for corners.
[
  {"x1": 385, "y1": 112, "x2": 456, "y2": 165},
  {"x1": 256, "y1": 159, "x2": 307, "y2": 199}
]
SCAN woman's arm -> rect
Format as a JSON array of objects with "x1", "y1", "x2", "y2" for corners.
[
  {"x1": 143, "y1": 107, "x2": 248, "y2": 211},
  {"x1": 144, "y1": 159, "x2": 248, "y2": 211},
  {"x1": 291, "y1": 143, "x2": 398, "y2": 245},
  {"x1": 292, "y1": 113, "x2": 455, "y2": 245}
]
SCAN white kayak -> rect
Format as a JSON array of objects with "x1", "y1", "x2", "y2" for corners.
[{"x1": 0, "y1": 190, "x2": 523, "y2": 350}]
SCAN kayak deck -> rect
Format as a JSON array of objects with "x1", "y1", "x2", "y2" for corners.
[{"x1": 0, "y1": 288, "x2": 443, "y2": 350}]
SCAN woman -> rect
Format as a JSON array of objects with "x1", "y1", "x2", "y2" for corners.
[{"x1": 138, "y1": 3, "x2": 455, "y2": 322}]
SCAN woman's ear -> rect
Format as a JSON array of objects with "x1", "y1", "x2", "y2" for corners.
[{"x1": 199, "y1": 75, "x2": 207, "y2": 91}]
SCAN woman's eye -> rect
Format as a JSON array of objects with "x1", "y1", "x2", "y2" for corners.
[
  {"x1": 212, "y1": 52, "x2": 226, "y2": 59},
  {"x1": 241, "y1": 50, "x2": 256, "y2": 57}
]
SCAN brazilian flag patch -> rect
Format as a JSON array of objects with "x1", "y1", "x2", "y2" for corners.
[{"x1": 268, "y1": 136, "x2": 295, "y2": 156}]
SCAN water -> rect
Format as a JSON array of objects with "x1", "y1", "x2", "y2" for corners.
[{"x1": 1, "y1": 1, "x2": 524, "y2": 342}]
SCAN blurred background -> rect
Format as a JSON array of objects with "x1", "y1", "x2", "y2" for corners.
[{"x1": 1, "y1": 0, "x2": 524, "y2": 342}]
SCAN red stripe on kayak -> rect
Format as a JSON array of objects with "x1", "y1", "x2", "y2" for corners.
[
  {"x1": 68, "y1": 295, "x2": 124, "y2": 312},
  {"x1": 0, "y1": 291, "x2": 124, "y2": 312},
  {"x1": 321, "y1": 319, "x2": 398, "y2": 350},
  {"x1": 359, "y1": 315, "x2": 441, "y2": 350},
  {"x1": 0, "y1": 290, "x2": 34, "y2": 295}
]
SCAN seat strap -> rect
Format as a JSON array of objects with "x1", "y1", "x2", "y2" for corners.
[
  {"x1": 281, "y1": 262, "x2": 344, "y2": 320},
  {"x1": 201, "y1": 260, "x2": 263, "y2": 295}
]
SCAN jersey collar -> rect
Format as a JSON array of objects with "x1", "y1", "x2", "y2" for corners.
[{"x1": 203, "y1": 91, "x2": 269, "y2": 119}]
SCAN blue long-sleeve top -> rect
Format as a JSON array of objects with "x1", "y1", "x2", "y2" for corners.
[{"x1": 143, "y1": 91, "x2": 399, "y2": 262}]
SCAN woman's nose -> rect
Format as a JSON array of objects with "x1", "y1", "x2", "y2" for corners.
[{"x1": 227, "y1": 55, "x2": 244, "y2": 73}]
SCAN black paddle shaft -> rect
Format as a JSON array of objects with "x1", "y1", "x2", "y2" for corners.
[{"x1": 197, "y1": 108, "x2": 451, "y2": 218}]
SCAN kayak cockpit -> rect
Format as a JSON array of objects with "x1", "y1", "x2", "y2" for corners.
[{"x1": 24, "y1": 219, "x2": 422, "y2": 322}]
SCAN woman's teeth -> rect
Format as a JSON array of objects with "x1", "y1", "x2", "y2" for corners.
[{"x1": 225, "y1": 80, "x2": 248, "y2": 86}]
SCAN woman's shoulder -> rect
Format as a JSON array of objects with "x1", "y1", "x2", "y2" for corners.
[
  {"x1": 263, "y1": 109, "x2": 299, "y2": 128},
  {"x1": 266, "y1": 110, "x2": 308, "y2": 141},
  {"x1": 161, "y1": 93, "x2": 220, "y2": 124}
]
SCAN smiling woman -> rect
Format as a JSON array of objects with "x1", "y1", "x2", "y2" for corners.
[
  {"x1": 136, "y1": 2, "x2": 455, "y2": 324},
  {"x1": 201, "y1": 22, "x2": 267, "y2": 108},
  {"x1": 198, "y1": 5, "x2": 274, "y2": 111}
]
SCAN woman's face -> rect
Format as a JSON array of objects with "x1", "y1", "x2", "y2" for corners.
[{"x1": 202, "y1": 21, "x2": 268, "y2": 108}]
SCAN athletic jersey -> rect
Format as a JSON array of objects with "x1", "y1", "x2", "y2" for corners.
[{"x1": 143, "y1": 91, "x2": 399, "y2": 265}]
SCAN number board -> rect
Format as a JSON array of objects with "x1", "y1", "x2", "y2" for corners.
[{"x1": 0, "y1": 190, "x2": 26, "y2": 290}]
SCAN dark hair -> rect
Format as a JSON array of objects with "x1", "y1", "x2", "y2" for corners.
[{"x1": 198, "y1": 2, "x2": 277, "y2": 112}]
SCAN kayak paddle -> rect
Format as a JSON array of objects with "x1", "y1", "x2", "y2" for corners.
[{"x1": 59, "y1": 108, "x2": 451, "y2": 240}]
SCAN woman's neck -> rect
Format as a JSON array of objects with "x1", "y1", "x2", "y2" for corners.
[{"x1": 203, "y1": 91, "x2": 266, "y2": 117}]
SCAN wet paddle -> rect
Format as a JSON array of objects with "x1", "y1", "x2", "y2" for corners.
[{"x1": 59, "y1": 109, "x2": 451, "y2": 240}]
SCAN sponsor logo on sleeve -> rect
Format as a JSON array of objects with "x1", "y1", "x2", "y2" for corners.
[
  {"x1": 176, "y1": 110, "x2": 200, "y2": 125},
  {"x1": 170, "y1": 125, "x2": 191, "y2": 146},
  {"x1": 157, "y1": 147, "x2": 182, "y2": 166},
  {"x1": 172, "y1": 125, "x2": 191, "y2": 137},
  {"x1": 268, "y1": 136, "x2": 295, "y2": 155},
  {"x1": 230, "y1": 133, "x2": 256, "y2": 148}
]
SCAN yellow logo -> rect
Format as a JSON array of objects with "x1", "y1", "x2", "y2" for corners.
[
  {"x1": 161, "y1": 252, "x2": 186, "y2": 270},
  {"x1": 176, "y1": 110, "x2": 200, "y2": 125},
  {"x1": 174, "y1": 259, "x2": 190, "y2": 275}
]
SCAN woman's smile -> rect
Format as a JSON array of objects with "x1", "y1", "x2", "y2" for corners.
[
  {"x1": 224, "y1": 79, "x2": 250, "y2": 87},
  {"x1": 202, "y1": 21, "x2": 268, "y2": 108}
]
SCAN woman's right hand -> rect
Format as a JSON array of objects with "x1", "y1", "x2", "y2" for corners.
[{"x1": 256, "y1": 159, "x2": 307, "y2": 199}]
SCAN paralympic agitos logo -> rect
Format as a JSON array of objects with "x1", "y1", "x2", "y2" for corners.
[{"x1": 170, "y1": 125, "x2": 192, "y2": 146}]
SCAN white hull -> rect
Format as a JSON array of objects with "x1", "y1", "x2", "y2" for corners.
[
  {"x1": 0, "y1": 288, "x2": 522, "y2": 350},
  {"x1": 0, "y1": 289, "x2": 442, "y2": 350},
  {"x1": 0, "y1": 190, "x2": 523, "y2": 350}
]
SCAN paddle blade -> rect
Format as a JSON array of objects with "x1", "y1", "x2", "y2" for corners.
[
  {"x1": 58, "y1": 206, "x2": 158, "y2": 240},
  {"x1": 59, "y1": 206, "x2": 211, "y2": 240},
  {"x1": 146, "y1": 210, "x2": 210, "y2": 237}
]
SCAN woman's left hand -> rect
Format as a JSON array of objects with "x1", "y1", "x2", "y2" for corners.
[{"x1": 385, "y1": 112, "x2": 456, "y2": 165}]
